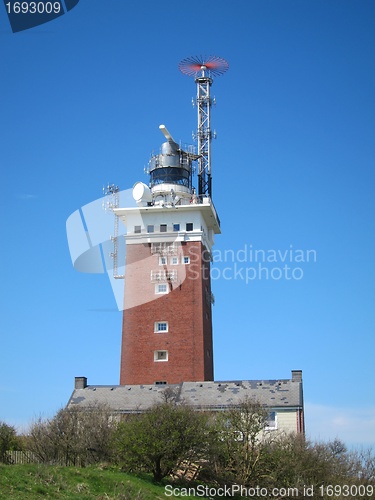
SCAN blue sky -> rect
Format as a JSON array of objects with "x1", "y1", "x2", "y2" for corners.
[{"x1": 1, "y1": 0, "x2": 374, "y2": 448}]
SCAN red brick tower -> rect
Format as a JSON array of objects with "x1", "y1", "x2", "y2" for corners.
[{"x1": 116, "y1": 127, "x2": 220, "y2": 385}]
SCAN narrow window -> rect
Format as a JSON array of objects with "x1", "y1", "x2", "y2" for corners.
[
  {"x1": 266, "y1": 412, "x2": 277, "y2": 430},
  {"x1": 155, "y1": 283, "x2": 168, "y2": 294},
  {"x1": 186, "y1": 223, "x2": 193, "y2": 231},
  {"x1": 159, "y1": 256, "x2": 167, "y2": 265},
  {"x1": 155, "y1": 321, "x2": 168, "y2": 333},
  {"x1": 160, "y1": 224, "x2": 167, "y2": 232},
  {"x1": 154, "y1": 350, "x2": 168, "y2": 362},
  {"x1": 182, "y1": 256, "x2": 190, "y2": 265},
  {"x1": 134, "y1": 225, "x2": 141, "y2": 234}
]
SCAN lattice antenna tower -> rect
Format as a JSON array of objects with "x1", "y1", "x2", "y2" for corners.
[
  {"x1": 179, "y1": 55, "x2": 229, "y2": 198},
  {"x1": 103, "y1": 183, "x2": 124, "y2": 279}
]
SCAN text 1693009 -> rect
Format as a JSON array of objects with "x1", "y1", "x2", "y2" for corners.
[{"x1": 5, "y1": 2, "x2": 61, "y2": 14}]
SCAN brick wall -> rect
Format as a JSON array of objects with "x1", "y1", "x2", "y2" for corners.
[{"x1": 120, "y1": 240, "x2": 214, "y2": 385}]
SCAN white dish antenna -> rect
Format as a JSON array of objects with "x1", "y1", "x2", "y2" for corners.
[{"x1": 133, "y1": 182, "x2": 152, "y2": 206}]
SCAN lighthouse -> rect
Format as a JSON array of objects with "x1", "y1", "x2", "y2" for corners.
[
  {"x1": 115, "y1": 56, "x2": 228, "y2": 385},
  {"x1": 68, "y1": 57, "x2": 305, "y2": 436}
]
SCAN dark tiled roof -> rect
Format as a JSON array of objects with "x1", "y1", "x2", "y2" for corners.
[{"x1": 67, "y1": 378, "x2": 303, "y2": 413}]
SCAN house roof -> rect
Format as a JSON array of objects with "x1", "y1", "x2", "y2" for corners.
[{"x1": 67, "y1": 374, "x2": 303, "y2": 413}]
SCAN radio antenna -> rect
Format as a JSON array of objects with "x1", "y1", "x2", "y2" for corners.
[{"x1": 179, "y1": 55, "x2": 229, "y2": 198}]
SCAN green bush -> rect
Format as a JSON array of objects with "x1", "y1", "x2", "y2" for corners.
[
  {"x1": 113, "y1": 402, "x2": 210, "y2": 482},
  {"x1": 0, "y1": 421, "x2": 19, "y2": 463}
]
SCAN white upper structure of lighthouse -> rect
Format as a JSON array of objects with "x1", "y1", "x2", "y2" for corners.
[{"x1": 121, "y1": 123, "x2": 221, "y2": 251}]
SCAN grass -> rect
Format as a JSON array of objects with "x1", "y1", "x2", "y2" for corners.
[{"x1": 0, "y1": 464, "x2": 194, "y2": 499}]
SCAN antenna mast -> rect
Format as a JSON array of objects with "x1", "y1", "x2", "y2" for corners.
[
  {"x1": 179, "y1": 55, "x2": 229, "y2": 198},
  {"x1": 103, "y1": 183, "x2": 124, "y2": 279}
]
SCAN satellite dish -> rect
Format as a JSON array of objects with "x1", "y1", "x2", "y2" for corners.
[{"x1": 133, "y1": 182, "x2": 152, "y2": 206}]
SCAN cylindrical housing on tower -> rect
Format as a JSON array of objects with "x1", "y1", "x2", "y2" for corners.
[{"x1": 149, "y1": 139, "x2": 193, "y2": 201}]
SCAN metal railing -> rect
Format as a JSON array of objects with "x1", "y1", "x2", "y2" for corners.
[{"x1": 151, "y1": 270, "x2": 177, "y2": 283}]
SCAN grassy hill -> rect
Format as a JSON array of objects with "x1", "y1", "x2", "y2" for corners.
[{"x1": 0, "y1": 464, "x2": 194, "y2": 499}]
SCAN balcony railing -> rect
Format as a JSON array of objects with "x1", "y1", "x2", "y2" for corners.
[
  {"x1": 151, "y1": 243, "x2": 177, "y2": 256},
  {"x1": 150, "y1": 270, "x2": 177, "y2": 283}
]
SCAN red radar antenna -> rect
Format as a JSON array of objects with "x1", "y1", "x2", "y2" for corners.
[
  {"x1": 178, "y1": 55, "x2": 228, "y2": 198},
  {"x1": 178, "y1": 55, "x2": 229, "y2": 78}
]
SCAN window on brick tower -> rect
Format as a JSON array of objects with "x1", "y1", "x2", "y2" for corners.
[
  {"x1": 155, "y1": 283, "x2": 168, "y2": 294},
  {"x1": 183, "y1": 256, "x2": 190, "y2": 264},
  {"x1": 170, "y1": 256, "x2": 178, "y2": 265},
  {"x1": 155, "y1": 321, "x2": 168, "y2": 333},
  {"x1": 159, "y1": 256, "x2": 167, "y2": 265},
  {"x1": 154, "y1": 350, "x2": 168, "y2": 362}
]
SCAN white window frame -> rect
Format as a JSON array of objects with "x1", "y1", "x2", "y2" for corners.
[
  {"x1": 170, "y1": 256, "x2": 179, "y2": 265},
  {"x1": 182, "y1": 256, "x2": 190, "y2": 265},
  {"x1": 159, "y1": 256, "x2": 167, "y2": 265},
  {"x1": 154, "y1": 350, "x2": 168, "y2": 362},
  {"x1": 154, "y1": 321, "x2": 168, "y2": 333},
  {"x1": 155, "y1": 283, "x2": 168, "y2": 295}
]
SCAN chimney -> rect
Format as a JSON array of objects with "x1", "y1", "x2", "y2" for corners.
[
  {"x1": 75, "y1": 376, "x2": 87, "y2": 389},
  {"x1": 291, "y1": 370, "x2": 302, "y2": 382}
]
